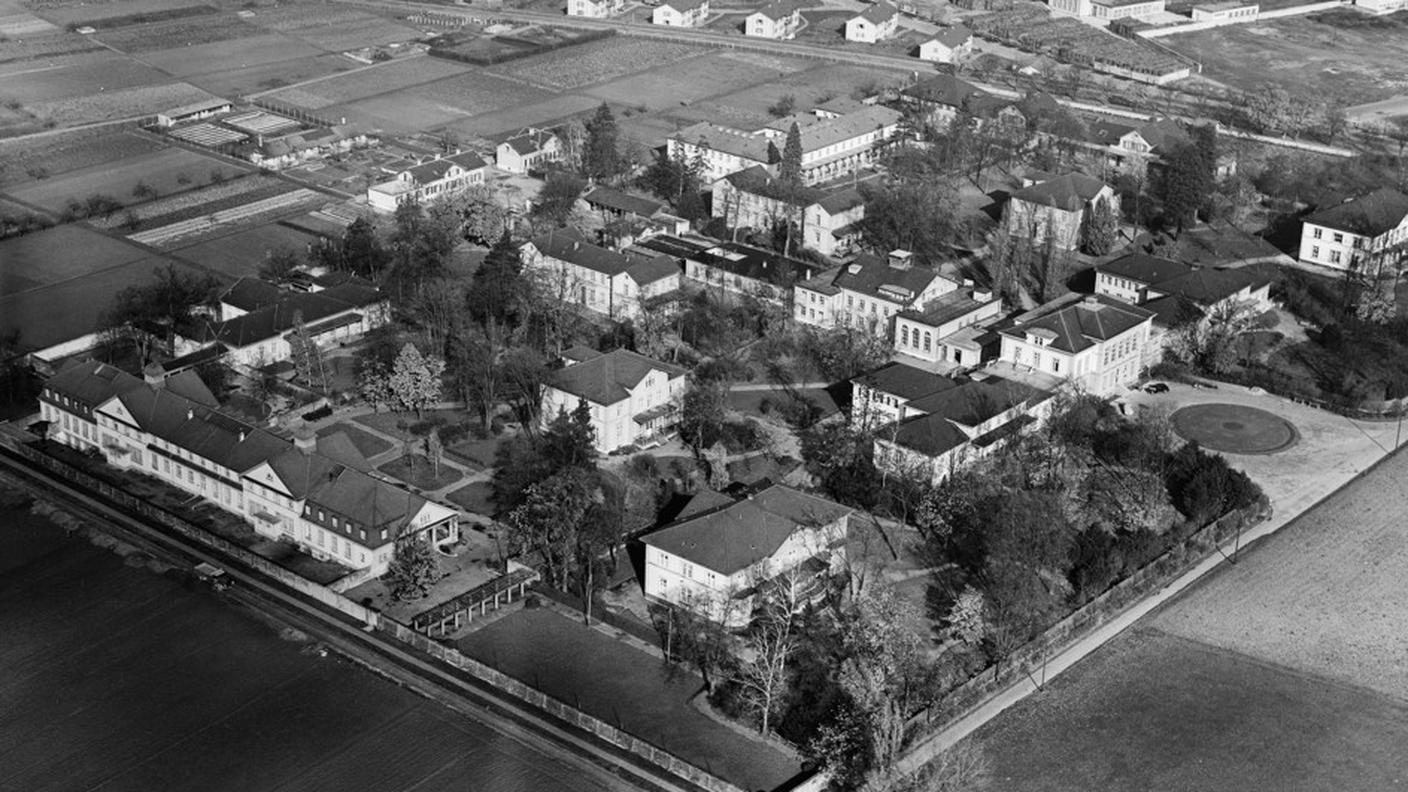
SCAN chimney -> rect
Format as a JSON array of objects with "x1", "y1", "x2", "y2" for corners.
[
  {"x1": 238, "y1": 430, "x2": 246, "y2": 443},
  {"x1": 293, "y1": 429, "x2": 317, "y2": 454},
  {"x1": 973, "y1": 288, "x2": 992, "y2": 302},
  {"x1": 888, "y1": 249, "x2": 913, "y2": 269},
  {"x1": 143, "y1": 363, "x2": 165, "y2": 387},
  {"x1": 186, "y1": 408, "x2": 194, "y2": 421}
]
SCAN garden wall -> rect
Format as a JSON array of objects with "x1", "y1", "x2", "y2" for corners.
[{"x1": 904, "y1": 497, "x2": 1272, "y2": 744}]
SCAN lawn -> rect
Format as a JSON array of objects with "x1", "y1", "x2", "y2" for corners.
[
  {"x1": 139, "y1": 32, "x2": 325, "y2": 78},
  {"x1": 677, "y1": 61, "x2": 901, "y2": 128},
  {"x1": 0, "y1": 128, "x2": 165, "y2": 187},
  {"x1": 491, "y1": 37, "x2": 708, "y2": 91},
  {"x1": 330, "y1": 70, "x2": 553, "y2": 131},
  {"x1": 446, "y1": 435, "x2": 504, "y2": 469},
  {"x1": 0, "y1": 224, "x2": 152, "y2": 296},
  {"x1": 458, "y1": 607, "x2": 802, "y2": 792},
  {"x1": 583, "y1": 50, "x2": 801, "y2": 110},
  {"x1": 0, "y1": 55, "x2": 173, "y2": 104},
  {"x1": 5, "y1": 146, "x2": 237, "y2": 214},
  {"x1": 377, "y1": 454, "x2": 465, "y2": 491},
  {"x1": 440, "y1": 93, "x2": 601, "y2": 139},
  {"x1": 266, "y1": 57, "x2": 472, "y2": 108},
  {"x1": 183, "y1": 53, "x2": 354, "y2": 98},
  {"x1": 93, "y1": 14, "x2": 261, "y2": 53},
  {"x1": 352, "y1": 409, "x2": 478, "y2": 443},
  {"x1": 446, "y1": 481, "x2": 494, "y2": 515},
  {"x1": 316, "y1": 422, "x2": 393, "y2": 460},
  {"x1": 171, "y1": 222, "x2": 323, "y2": 279},
  {"x1": 1170, "y1": 403, "x2": 1298, "y2": 454}
]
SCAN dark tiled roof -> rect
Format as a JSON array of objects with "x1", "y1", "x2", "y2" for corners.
[
  {"x1": 642, "y1": 484, "x2": 850, "y2": 574},
  {"x1": 662, "y1": 0, "x2": 707, "y2": 12},
  {"x1": 163, "y1": 369, "x2": 218, "y2": 408},
  {"x1": 856, "y1": 1, "x2": 897, "y2": 23},
  {"x1": 1001, "y1": 293, "x2": 1153, "y2": 354},
  {"x1": 1099, "y1": 253, "x2": 1193, "y2": 285},
  {"x1": 304, "y1": 465, "x2": 427, "y2": 544},
  {"x1": 115, "y1": 386, "x2": 289, "y2": 474},
  {"x1": 1304, "y1": 187, "x2": 1408, "y2": 237},
  {"x1": 585, "y1": 187, "x2": 664, "y2": 218},
  {"x1": 929, "y1": 25, "x2": 971, "y2": 48},
  {"x1": 548, "y1": 348, "x2": 686, "y2": 406},
  {"x1": 561, "y1": 344, "x2": 604, "y2": 364},
  {"x1": 906, "y1": 377, "x2": 1045, "y2": 427},
  {"x1": 899, "y1": 290, "x2": 995, "y2": 328},
  {"x1": 221, "y1": 277, "x2": 285, "y2": 313},
  {"x1": 501, "y1": 129, "x2": 556, "y2": 156},
  {"x1": 854, "y1": 362, "x2": 958, "y2": 401},
  {"x1": 1153, "y1": 267, "x2": 1266, "y2": 306},
  {"x1": 529, "y1": 228, "x2": 636, "y2": 277},
  {"x1": 626, "y1": 254, "x2": 681, "y2": 286},
  {"x1": 1142, "y1": 293, "x2": 1205, "y2": 330},
  {"x1": 637, "y1": 234, "x2": 822, "y2": 287},
  {"x1": 901, "y1": 74, "x2": 987, "y2": 108},
  {"x1": 44, "y1": 359, "x2": 145, "y2": 409},
  {"x1": 832, "y1": 252, "x2": 949, "y2": 304},
  {"x1": 190, "y1": 283, "x2": 383, "y2": 350},
  {"x1": 1011, "y1": 173, "x2": 1108, "y2": 212},
  {"x1": 816, "y1": 186, "x2": 865, "y2": 215},
  {"x1": 752, "y1": 0, "x2": 803, "y2": 20},
  {"x1": 882, "y1": 410, "x2": 968, "y2": 456}
]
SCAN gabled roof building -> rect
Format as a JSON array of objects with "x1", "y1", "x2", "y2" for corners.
[{"x1": 542, "y1": 347, "x2": 688, "y2": 453}]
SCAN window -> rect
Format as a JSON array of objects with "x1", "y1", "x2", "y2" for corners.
[
  {"x1": 1052, "y1": 358, "x2": 1061, "y2": 373},
  {"x1": 1330, "y1": 251, "x2": 1341, "y2": 264},
  {"x1": 900, "y1": 326, "x2": 909, "y2": 346},
  {"x1": 1333, "y1": 233, "x2": 1343, "y2": 243},
  {"x1": 1311, "y1": 245, "x2": 1321, "y2": 258}
]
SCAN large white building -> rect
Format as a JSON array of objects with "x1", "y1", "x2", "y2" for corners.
[
  {"x1": 40, "y1": 360, "x2": 459, "y2": 576},
  {"x1": 794, "y1": 250, "x2": 960, "y2": 339},
  {"x1": 918, "y1": 26, "x2": 973, "y2": 63},
  {"x1": 1297, "y1": 187, "x2": 1408, "y2": 274},
  {"x1": 746, "y1": 0, "x2": 803, "y2": 38},
  {"x1": 653, "y1": 0, "x2": 709, "y2": 25},
  {"x1": 641, "y1": 485, "x2": 851, "y2": 626},
  {"x1": 366, "y1": 151, "x2": 488, "y2": 213},
  {"x1": 633, "y1": 233, "x2": 824, "y2": 305},
  {"x1": 1004, "y1": 172, "x2": 1119, "y2": 252},
  {"x1": 998, "y1": 293, "x2": 1154, "y2": 396},
  {"x1": 541, "y1": 347, "x2": 687, "y2": 453},
  {"x1": 569, "y1": 0, "x2": 623, "y2": 17},
  {"x1": 520, "y1": 229, "x2": 682, "y2": 321},
  {"x1": 495, "y1": 128, "x2": 562, "y2": 175},
  {"x1": 710, "y1": 166, "x2": 870, "y2": 257},
  {"x1": 845, "y1": 1, "x2": 899, "y2": 42},
  {"x1": 892, "y1": 287, "x2": 1004, "y2": 368}
]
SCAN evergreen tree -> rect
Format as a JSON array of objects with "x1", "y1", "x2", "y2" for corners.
[
  {"x1": 1161, "y1": 141, "x2": 1211, "y2": 234},
  {"x1": 385, "y1": 536, "x2": 439, "y2": 601},
  {"x1": 1081, "y1": 196, "x2": 1119, "y2": 256},
  {"x1": 780, "y1": 122, "x2": 803, "y2": 187},
  {"x1": 467, "y1": 232, "x2": 523, "y2": 327},
  {"x1": 584, "y1": 102, "x2": 621, "y2": 181}
]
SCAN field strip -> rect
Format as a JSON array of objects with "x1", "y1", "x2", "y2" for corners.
[
  {"x1": 128, "y1": 189, "x2": 319, "y2": 246},
  {"x1": 244, "y1": 53, "x2": 427, "y2": 100}
]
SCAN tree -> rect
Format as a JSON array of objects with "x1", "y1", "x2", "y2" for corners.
[
  {"x1": 890, "y1": 742, "x2": 992, "y2": 792},
  {"x1": 531, "y1": 172, "x2": 587, "y2": 229},
  {"x1": 99, "y1": 264, "x2": 219, "y2": 365},
  {"x1": 799, "y1": 420, "x2": 882, "y2": 510},
  {"x1": 540, "y1": 401, "x2": 599, "y2": 471},
  {"x1": 259, "y1": 246, "x2": 304, "y2": 285},
  {"x1": 131, "y1": 180, "x2": 157, "y2": 200},
  {"x1": 456, "y1": 182, "x2": 508, "y2": 244},
  {"x1": 1071, "y1": 464, "x2": 1176, "y2": 535},
  {"x1": 1160, "y1": 140, "x2": 1213, "y2": 234},
  {"x1": 387, "y1": 343, "x2": 445, "y2": 418},
  {"x1": 584, "y1": 102, "x2": 621, "y2": 181},
  {"x1": 445, "y1": 320, "x2": 501, "y2": 430},
  {"x1": 1321, "y1": 102, "x2": 1349, "y2": 145},
  {"x1": 982, "y1": 489, "x2": 1074, "y2": 642},
  {"x1": 342, "y1": 216, "x2": 390, "y2": 279},
  {"x1": 780, "y1": 122, "x2": 803, "y2": 187},
  {"x1": 360, "y1": 364, "x2": 394, "y2": 411},
  {"x1": 677, "y1": 377, "x2": 728, "y2": 451},
  {"x1": 732, "y1": 585, "x2": 798, "y2": 735},
  {"x1": 467, "y1": 232, "x2": 523, "y2": 328},
  {"x1": 385, "y1": 536, "x2": 439, "y2": 600},
  {"x1": 1080, "y1": 196, "x2": 1118, "y2": 256},
  {"x1": 508, "y1": 467, "x2": 596, "y2": 589},
  {"x1": 426, "y1": 427, "x2": 443, "y2": 478},
  {"x1": 1243, "y1": 83, "x2": 1292, "y2": 136},
  {"x1": 858, "y1": 179, "x2": 961, "y2": 263}
]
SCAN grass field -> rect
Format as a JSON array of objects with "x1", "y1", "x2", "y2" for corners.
[
  {"x1": 24, "y1": 0, "x2": 205, "y2": 26},
  {"x1": 972, "y1": 444, "x2": 1408, "y2": 791},
  {"x1": 0, "y1": 224, "x2": 153, "y2": 296},
  {"x1": 0, "y1": 502, "x2": 610, "y2": 792},
  {"x1": 459, "y1": 607, "x2": 802, "y2": 792},
  {"x1": 332, "y1": 69, "x2": 550, "y2": 132},
  {"x1": 139, "y1": 32, "x2": 325, "y2": 78},
  {"x1": 4, "y1": 146, "x2": 236, "y2": 213},
  {"x1": 93, "y1": 14, "x2": 261, "y2": 53},
  {"x1": 184, "y1": 53, "x2": 353, "y2": 97},
  {"x1": 0, "y1": 128, "x2": 164, "y2": 187},
  {"x1": 440, "y1": 93, "x2": 601, "y2": 139},
  {"x1": 170, "y1": 221, "x2": 323, "y2": 278},
  {"x1": 0, "y1": 55, "x2": 171, "y2": 103},
  {"x1": 316, "y1": 422, "x2": 394, "y2": 459},
  {"x1": 265, "y1": 56, "x2": 470, "y2": 108},
  {"x1": 1161, "y1": 12, "x2": 1408, "y2": 105},
  {"x1": 491, "y1": 37, "x2": 707, "y2": 91},
  {"x1": 583, "y1": 50, "x2": 803, "y2": 110}
]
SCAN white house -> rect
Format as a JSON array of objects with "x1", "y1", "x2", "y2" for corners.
[
  {"x1": 918, "y1": 26, "x2": 973, "y2": 63},
  {"x1": 39, "y1": 360, "x2": 458, "y2": 577},
  {"x1": 746, "y1": 0, "x2": 803, "y2": 38},
  {"x1": 892, "y1": 287, "x2": 1004, "y2": 367},
  {"x1": 495, "y1": 128, "x2": 562, "y2": 174},
  {"x1": 653, "y1": 0, "x2": 709, "y2": 25},
  {"x1": 1190, "y1": 1, "x2": 1258, "y2": 21},
  {"x1": 641, "y1": 485, "x2": 852, "y2": 626},
  {"x1": 156, "y1": 98, "x2": 233, "y2": 128},
  {"x1": 1003, "y1": 172, "x2": 1119, "y2": 252},
  {"x1": 1354, "y1": 0, "x2": 1408, "y2": 14},
  {"x1": 710, "y1": 165, "x2": 870, "y2": 257},
  {"x1": 366, "y1": 151, "x2": 488, "y2": 213},
  {"x1": 998, "y1": 293, "x2": 1155, "y2": 396},
  {"x1": 1297, "y1": 187, "x2": 1408, "y2": 274},
  {"x1": 540, "y1": 347, "x2": 688, "y2": 452},
  {"x1": 1050, "y1": 0, "x2": 1165, "y2": 17},
  {"x1": 793, "y1": 250, "x2": 960, "y2": 340},
  {"x1": 851, "y1": 361, "x2": 959, "y2": 427},
  {"x1": 521, "y1": 228, "x2": 682, "y2": 321},
  {"x1": 569, "y1": 0, "x2": 623, "y2": 17},
  {"x1": 845, "y1": 1, "x2": 899, "y2": 42}
]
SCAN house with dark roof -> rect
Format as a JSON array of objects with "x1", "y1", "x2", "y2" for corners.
[
  {"x1": 541, "y1": 348, "x2": 688, "y2": 452},
  {"x1": 918, "y1": 26, "x2": 973, "y2": 63},
  {"x1": 653, "y1": 0, "x2": 709, "y2": 25},
  {"x1": 366, "y1": 151, "x2": 488, "y2": 213},
  {"x1": 845, "y1": 1, "x2": 899, "y2": 42},
  {"x1": 640, "y1": 484, "x2": 852, "y2": 625},
  {"x1": 871, "y1": 374, "x2": 1054, "y2": 484},
  {"x1": 1086, "y1": 118, "x2": 1233, "y2": 178},
  {"x1": 850, "y1": 361, "x2": 959, "y2": 426},
  {"x1": 899, "y1": 74, "x2": 992, "y2": 130},
  {"x1": 40, "y1": 359, "x2": 458, "y2": 576},
  {"x1": 998, "y1": 292, "x2": 1155, "y2": 395},
  {"x1": 893, "y1": 286, "x2": 1005, "y2": 367},
  {"x1": 794, "y1": 250, "x2": 961, "y2": 340},
  {"x1": 1004, "y1": 172, "x2": 1117, "y2": 251},
  {"x1": 583, "y1": 186, "x2": 665, "y2": 221},
  {"x1": 495, "y1": 128, "x2": 562, "y2": 174},
  {"x1": 1297, "y1": 187, "x2": 1408, "y2": 273},
  {"x1": 521, "y1": 228, "x2": 683, "y2": 321},
  {"x1": 635, "y1": 233, "x2": 825, "y2": 304},
  {"x1": 710, "y1": 166, "x2": 874, "y2": 256}
]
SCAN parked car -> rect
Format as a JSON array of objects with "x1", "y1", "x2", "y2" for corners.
[{"x1": 1144, "y1": 382, "x2": 1169, "y2": 394}]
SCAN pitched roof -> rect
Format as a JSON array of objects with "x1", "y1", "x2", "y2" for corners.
[
  {"x1": 855, "y1": 1, "x2": 897, "y2": 23},
  {"x1": 901, "y1": 74, "x2": 988, "y2": 108},
  {"x1": 1141, "y1": 293, "x2": 1205, "y2": 331},
  {"x1": 854, "y1": 362, "x2": 959, "y2": 401},
  {"x1": 641, "y1": 484, "x2": 851, "y2": 575},
  {"x1": 162, "y1": 369, "x2": 219, "y2": 408},
  {"x1": 661, "y1": 0, "x2": 707, "y2": 11},
  {"x1": 1010, "y1": 173, "x2": 1109, "y2": 212},
  {"x1": 899, "y1": 289, "x2": 996, "y2": 328},
  {"x1": 188, "y1": 283, "x2": 384, "y2": 350},
  {"x1": 1099, "y1": 253, "x2": 1193, "y2": 285},
  {"x1": 45, "y1": 359, "x2": 146, "y2": 408},
  {"x1": 927, "y1": 25, "x2": 971, "y2": 48},
  {"x1": 529, "y1": 228, "x2": 634, "y2": 276},
  {"x1": 881, "y1": 410, "x2": 969, "y2": 456},
  {"x1": 1304, "y1": 187, "x2": 1408, "y2": 237},
  {"x1": 750, "y1": 0, "x2": 803, "y2": 20},
  {"x1": 501, "y1": 129, "x2": 557, "y2": 156},
  {"x1": 816, "y1": 186, "x2": 865, "y2": 215},
  {"x1": 906, "y1": 377, "x2": 1045, "y2": 427},
  {"x1": 1153, "y1": 267, "x2": 1267, "y2": 306},
  {"x1": 221, "y1": 277, "x2": 285, "y2": 313},
  {"x1": 1001, "y1": 293, "x2": 1154, "y2": 354},
  {"x1": 635, "y1": 234, "x2": 822, "y2": 287},
  {"x1": 584, "y1": 186, "x2": 665, "y2": 218},
  {"x1": 625, "y1": 253, "x2": 681, "y2": 286},
  {"x1": 548, "y1": 348, "x2": 686, "y2": 406},
  {"x1": 832, "y1": 252, "x2": 951, "y2": 305},
  {"x1": 112, "y1": 385, "x2": 289, "y2": 474}
]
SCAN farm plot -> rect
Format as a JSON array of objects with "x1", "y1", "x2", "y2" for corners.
[
  {"x1": 439, "y1": 92, "x2": 600, "y2": 139},
  {"x1": 0, "y1": 127, "x2": 164, "y2": 187},
  {"x1": 172, "y1": 221, "x2": 323, "y2": 278},
  {"x1": 183, "y1": 53, "x2": 352, "y2": 98},
  {"x1": 139, "y1": 32, "x2": 324, "y2": 78},
  {"x1": 0, "y1": 30, "x2": 99, "y2": 61},
  {"x1": 1160, "y1": 12, "x2": 1408, "y2": 105},
  {"x1": 275, "y1": 15, "x2": 422, "y2": 52},
  {"x1": 23, "y1": 0, "x2": 207, "y2": 27},
  {"x1": 129, "y1": 187, "x2": 323, "y2": 248},
  {"x1": 26, "y1": 80, "x2": 215, "y2": 127},
  {"x1": 92, "y1": 14, "x2": 260, "y2": 53},
  {"x1": 86, "y1": 173, "x2": 291, "y2": 232},
  {"x1": 0, "y1": 55, "x2": 172, "y2": 103},
  {"x1": 4, "y1": 146, "x2": 239, "y2": 214},
  {"x1": 0, "y1": 224, "x2": 150, "y2": 297},
  {"x1": 679, "y1": 62, "x2": 901, "y2": 127},
  {"x1": 266, "y1": 56, "x2": 470, "y2": 108},
  {"x1": 584, "y1": 50, "x2": 806, "y2": 109},
  {"x1": 491, "y1": 37, "x2": 708, "y2": 90}
]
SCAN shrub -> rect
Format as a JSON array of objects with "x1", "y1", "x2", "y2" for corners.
[
  {"x1": 302, "y1": 404, "x2": 332, "y2": 421},
  {"x1": 758, "y1": 397, "x2": 774, "y2": 414},
  {"x1": 1254, "y1": 310, "x2": 1280, "y2": 330}
]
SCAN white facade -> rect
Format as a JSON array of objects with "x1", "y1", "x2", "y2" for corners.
[
  {"x1": 1190, "y1": 1, "x2": 1258, "y2": 20},
  {"x1": 1299, "y1": 218, "x2": 1408, "y2": 272},
  {"x1": 918, "y1": 33, "x2": 973, "y2": 63},
  {"x1": 521, "y1": 236, "x2": 678, "y2": 321},
  {"x1": 1090, "y1": 0, "x2": 1165, "y2": 17},
  {"x1": 845, "y1": 8, "x2": 899, "y2": 42},
  {"x1": 367, "y1": 155, "x2": 487, "y2": 213},
  {"x1": 746, "y1": 5, "x2": 801, "y2": 38},
  {"x1": 540, "y1": 352, "x2": 687, "y2": 453},
  {"x1": 999, "y1": 298, "x2": 1153, "y2": 396},
  {"x1": 495, "y1": 130, "x2": 562, "y2": 175},
  {"x1": 568, "y1": 0, "x2": 623, "y2": 16},
  {"x1": 892, "y1": 293, "x2": 1004, "y2": 365},
  {"x1": 653, "y1": 0, "x2": 709, "y2": 25}
]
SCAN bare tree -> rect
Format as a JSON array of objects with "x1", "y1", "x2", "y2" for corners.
[{"x1": 731, "y1": 575, "x2": 800, "y2": 734}]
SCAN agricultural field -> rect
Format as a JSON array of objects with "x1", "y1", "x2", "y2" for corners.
[
  {"x1": 139, "y1": 32, "x2": 325, "y2": 79},
  {"x1": 673, "y1": 61, "x2": 901, "y2": 128},
  {"x1": 0, "y1": 223, "x2": 151, "y2": 297},
  {"x1": 93, "y1": 13, "x2": 260, "y2": 53},
  {"x1": 439, "y1": 92, "x2": 600, "y2": 139},
  {"x1": 4, "y1": 146, "x2": 240, "y2": 214},
  {"x1": 265, "y1": 56, "x2": 471, "y2": 109},
  {"x1": 0, "y1": 30, "x2": 101, "y2": 61},
  {"x1": 0, "y1": 127, "x2": 165, "y2": 187},
  {"x1": 259, "y1": 8, "x2": 422, "y2": 53},
  {"x1": 86, "y1": 173, "x2": 292, "y2": 232},
  {"x1": 972, "y1": 442, "x2": 1408, "y2": 791},
  {"x1": 183, "y1": 53, "x2": 354, "y2": 98},
  {"x1": 1161, "y1": 11, "x2": 1408, "y2": 105},
  {"x1": 21, "y1": 0, "x2": 206, "y2": 27},
  {"x1": 171, "y1": 221, "x2": 326, "y2": 279},
  {"x1": 583, "y1": 50, "x2": 811, "y2": 110},
  {"x1": 0, "y1": 55, "x2": 173, "y2": 103},
  {"x1": 491, "y1": 37, "x2": 707, "y2": 91}
]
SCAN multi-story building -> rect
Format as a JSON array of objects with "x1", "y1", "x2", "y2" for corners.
[
  {"x1": 1190, "y1": 1, "x2": 1259, "y2": 21},
  {"x1": 635, "y1": 233, "x2": 824, "y2": 304},
  {"x1": 568, "y1": 0, "x2": 624, "y2": 17},
  {"x1": 746, "y1": 0, "x2": 804, "y2": 38},
  {"x1": 541, "y1": 347, "x2": 687, "y2": 452},
  {"x1": 997, "y1": 293, "x2": 1155, "y2": 395},
  {"x1": 898, "y1": 74, "x2": 993, "y2": 131},
  {"x1": 851, "y1": 361, "x2": 959, "y2": 427},
  {"x1": 641, "y1": 484, "x2": 852, "y2": 626},
  {"x1": 39, "y1": 360, "x2": 459, "y2": 575},
  {"x1": 366, "y1": 151, "x2": 488, "y2": 213},
  {"x1": 653, "y1": 0, "x2": 710, "y2": 25},
  {"x1": 918, "y1": 26, "x2": 973, "y2": 62},
  {"x1": 1297, "y1": 187, "x2": 1408, "y2": 274},
  {"x1": 793, "y1": 250, "x2": 960, "y2": 339},
  {"x1": 1003, "y1": 172, "x2": 1118, "y2": 251},
  {"x1": 1050, "y1": 0, "x2": 1165, "y2": 17},
  {"x1": 495, "y1": 128, "x2": 562, "y2": 174},
  {"x1": 520, "y1": 228, "x2": 682, "y2": 321},
  {"x1": 710, "y1": 165, "x2": 870, "y2": 257},
  {"x1": 892, "y1": 287, "x2": 1004, "y2": 367},
  {"x1": 666, "y1": 105, "x2": 900, "y2": 184},
  {"x1": 845, "y1": 1, "x2": 900, "y2": 42}
]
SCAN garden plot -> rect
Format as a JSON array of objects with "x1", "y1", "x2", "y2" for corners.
[
  {"x1": 0, "y1": 55, "x2": 172, "y2": 104},
  {"x1": 277, "y1": 15, "x2": 421, "y2": 52},
  {"x1": 0, "y1": 224, "x2": 151, "y2": 297},
  {"x1": 86, "y1": 173, "x2": 289, "y2": 231},
  {"x1": 4, "y1": 146, "x2": 234, "y2": 213},
  {"x1": 492, "y1": 37, "x2": 707, "y2": 91},
  {"x1": 0, "y1": 127, "x2": 164, "y2": 186},
  {"x1": 139, "y1": 32, "x2": 324, "y2": 78},
  {"x1": 129, "y1": 188, "x2": 322, "y2": 248},
  {"x1": 679, "y1": 62, "x2": 901, "y2": 126},
  {"x1": 0, "y1": 30, "x2": 100, "y2": 61},
  {"x1": 173, "y1": 221, "x2": 324, "y2": 279},
  {"x1": 23, "y1": 0, "x2": 206, "y2": 27},
  {"x1": 265, "y1": 56, "x2": 470, "y2": 108},
  {"x1": 183, "y1": 53, "x2": 352, "y2": 98},
  {"x1": 92, "y1": 14, "x2": 260, "y2": 53}
]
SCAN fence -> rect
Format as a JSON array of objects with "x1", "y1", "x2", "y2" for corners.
[
  {"x1": 904, "y1": 498, "x2": 1271, "y2": 744},
  {"x1": 1, "y1": 436, "x2": 750, "y2": 792}
]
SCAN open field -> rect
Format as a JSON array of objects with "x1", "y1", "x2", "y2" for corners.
[
  {"x1": 1161, "y1": 11, "x2": 1408, "y2": 105},
  {"x1": 440, "y1": 92, "x2": 601, "y2": 139},
  {"x1": 22, "y1": 0, "x2": 207, "y2": 27},
  {"x1": 4, "y1": 146, "x2": 238, "y2": 213},
  {"x1": 265, "y1": 55, "x2": 470, "y2": 108},
  {"x1": 264, "y1": 10, "x2": 422, "y2": 52},
  {"x1": 490, "y1": 37, "x2": 708, "y2": 91},
  {"x1": 674, "y1": 61, "x2": 902, "y2": 127},
  {"x1": 93, "y1": 13, "x2": 260, "y2": 53},
  {"x1": 583, "y1": 50, "x2": 808, "y2": 110},
  {"x1": 184, "y1": 53, "x2": 353, "y2": 97},
  {"x1": 331, "y1": 69, "x2": 554, "y2": 131},
  {"x1": 0, "y1": 55, "x2": 173, "y2": 103},
  {"x1": 459, "y1": 607, "x2": 802, "y2": 792},
  {"x1": 0, "y1": 501, "x2": 610, "y2": 792},
  {"x1": 28, "y1": 80, "x2": 213, "y2": 126},
  {"x1": 139, "y1": 32, "x2": 325, "y2": 78},
  {"x1": 88, "y1": 173, "x2": 295, "y2": 231},
  {"x1": 0, "y1": 127, "x2": 163, "y2": 187},
  {"x1": 0, "y1": 223, "x2": 151, "y2": 296},
  {"x1": 0, "y1": 30, "x2": 102, "y2": 61}
]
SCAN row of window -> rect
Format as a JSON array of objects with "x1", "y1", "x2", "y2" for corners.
[{"x1": 899, "y1": 325, "x2": 935, "y2": 352}]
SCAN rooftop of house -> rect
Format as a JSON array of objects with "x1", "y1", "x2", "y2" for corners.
[
  {"x1": 584, "y1": 186, "x2": 665, "y2": 218},
  {"x1": 854, "y1": 1, "x2": 898, "y2": 23},
  {"x1": 1001, "y1": 293, "x2": 1154, "y2": 354},
  {"x1": 500, "y1": 128, "x2": 557, "y2": 156},
  {"x1": 1153, "y1": 266, "x2": 1270, "y2": 306},
  {"x1": 855, "y1": 361, "x2": 960, "y2": 401},
  {"x1": 901, "y1": 74, "x2": 989, "y2": 108},
  {"x1": 906, "y1": 376, "x2": 1047, "y2": 427},
  {"x1": 1141, "y1": 293, "x2": 1205, "y2": 331},
  {"x1": 1099, "y1": 253, "x2": 1194, "y2": 285},
  {"x1": 750, "y1": 0, "x2": 804, "y2": 20},
  {"x1": 673, "y1": 106, "x2": 900, "y2": 166},
  {"x1": 661, "y1": 0, "x2": 708, "y2": 11},
  {"x1": 529, "y1": 228, "x2": 641, "y2": 277},
  {"x1": 1010, "y1": 172, "x2": 1109, "y2": 212},
  {"x1": 1160, "y1": 223, "x2": 1288, "y2": 267},
  {"x1": 625, "y1": 253, "x2": 682, "y2": 286},
  {"x1": 44, "y1": 359, "x2": 147, "y2": 408},
  {"x1": 831, "y1": 251, "x2": 953, "y2": 305},
  {"x1": 1092, "y1": 0, "x2": 1162, "y2": 7},
  {"x1": 641, "y1": 484, "x2": 851, "y2": 575},
  {"x1": 899, "y1": 288, "x2": 997, "y2": 328},
  {"x1": 547, "y1": 348, "x2": 687, "y2": 406},
  {"x1": 635, "y1": 234, "x2": 822, "y2": 287},
  {"x1": 927, "y1": 25, "x2": 972, "y2": 48},
  {"x1": 187, "y1": 282, "x2": 384, "y2": 350},
  {"x1": 221, "y1": 277, "x2": 286, "y2": 313},
  {"x1": 1088, "y1": 117, "x2": 1189, "y2": 155},
  {"x1": 1304, "y1": 187, "x2": 1408, "y2": 237}
]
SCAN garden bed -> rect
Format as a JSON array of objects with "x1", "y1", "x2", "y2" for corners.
[{"x1": 376, "y1": 454, "x2": 465, "y2": 491}]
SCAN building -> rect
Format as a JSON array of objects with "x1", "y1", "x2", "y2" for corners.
[
  {"x1": 710, "y1": 165, "x2": 870, "y2": 256},
  {"x1": 156, "y1": 98, "x2": 233, "y2": 128},
  {"x1": 998, "y1": 292, "x2": 1155, "y2": 395},
  {"x1": 872, "y1": 374, "x2": 1053, "y2": 484},
  {"x1": 634, "y1": 234, "x2": 824, "y2": 304},
  {"x1": 851, "y1": 361, "x2": 959, "y2": 427},
  {"x1": 1003, "y1": 172, "x2": 1118, "y2": 251},
  {"x1": 1189, "y1": 0, "x2": 1258, "y2": 21},
  {"x1": 845, "y1": 1, "x2": 900, "y2": 42},
  {"x1": 793, "y1": 250, "x2": 960, "y2": 338},
  {"x1": 175, "y1": 276, "x2": 390, "y2": 368},
  {"x1": 569, "y1": 0, "x2": 623, "y2": 17},
  {"x1": 521, "y1": 228, "x2": 682, "y2": 321},
  {"x1": 39, "y1": 360, "x2": 459, "y2": 576},
  {"x1": 1086, "y1": 118, "x2": 1231, "y2": 176},
  {"x1": 918, "y1": 26, "x2": 973, "y2": 62},
  {"x1": 892, "y1": 287, "x2": 1004, "y2": 367},
  {"x1": 1354, "y1": 0, "x2": 1408, "y2": 14},
  {"x1": 667, "y1": 105, "x2": 900, "y2": 184},
  {"x1": 641, "y1": 485, "x2": 852, "y2": 626},
  {"x1": 366, "y1": 151, "x2": 488, "y2": 213},
  {"x1": 746, "y1": 0, "x2": 804, "y2": 38},
  {"x1": 899, "y1": 74, "x2": 993, "y2": 130},
  {"x1": 653, "y1": 0, "x2": 710, "y2": 25},
  {"x1": 583, "y1": 186, "x2": 666, "y2": 221},
  {"x1": 1297, "y1": 188, "x2": 1408, "y2": 274},
  {"x1": 1050, "y1": 0, "x2": 1165, "y2": 16},
  {"x1": 541, "y1": 347, "x2": 687, "y2": 453},
  {"x1": 495, "y1": 128, "x2": 562, "y2": 174},
  {"x1": 249, "y1": 125, "x2": 367, "y2": 171}
]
